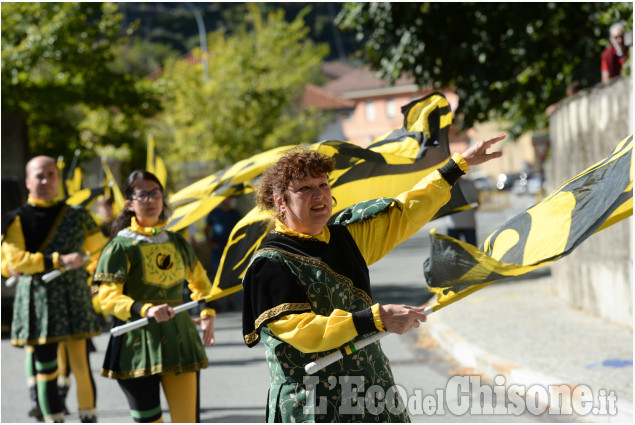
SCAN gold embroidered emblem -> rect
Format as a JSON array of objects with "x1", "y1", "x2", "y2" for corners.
[{"x1": 140, "y1": 243, "x2": 184, "y2": 288}]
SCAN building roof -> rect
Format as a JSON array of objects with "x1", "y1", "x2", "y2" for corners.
[
  {"x1": 322, "y1": 60, "x2": 357, "y2": 79},
  {"x1": 324, "y1": 64, "x2": 418, "y2": 97},
  {"x1": 302, "y1": 84, "x2": 355, "y2": 111}
]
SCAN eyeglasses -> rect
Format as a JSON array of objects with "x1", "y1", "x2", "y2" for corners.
[{"x1": 130, "y1": 188, "x2": 162, "y2": 202}]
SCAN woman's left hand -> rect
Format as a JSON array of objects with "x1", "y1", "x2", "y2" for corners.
[{"x1": 194, "y1": 315, "x2": 216, "y2": 346}]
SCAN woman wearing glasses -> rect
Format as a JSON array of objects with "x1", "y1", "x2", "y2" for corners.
[{"x1": 93, "y1": 170, "x2": 216, "y2": 423}]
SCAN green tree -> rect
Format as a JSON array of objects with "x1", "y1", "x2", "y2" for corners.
[
  {"x1": 1, "y1": 2, "x2": 160, "y2": 161},
  {"x1": 337, "y1": 2, "x2": 632, "y2": 137},
  {"x1": 149, "y1": 5, "x2": 330, "y2": 188}
]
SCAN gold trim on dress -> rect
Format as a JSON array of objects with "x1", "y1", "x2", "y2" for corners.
[
  {"x1": 254, "y1": 302, "x2": 312, "y2": 331},
  {"x1": 101, "y1": 359, "x2": 209, "y2": 380},
  {"x1": 244, "y1": 331, "x2": 258, "y2": 345},
  {"x1": 93, "y1": 272, "x2": 126, "y2": 284}
]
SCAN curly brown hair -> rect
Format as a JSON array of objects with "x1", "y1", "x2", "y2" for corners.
[{"x1": 256, "y1": 148, "x2": 335, "y2": 213}]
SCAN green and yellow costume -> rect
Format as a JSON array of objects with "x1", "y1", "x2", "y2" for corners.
[
  {"x1": 1, "y1": 196, "x2": 108, "y2": 422},
  {"x1": 242, "y1": 153, "x2": 468, "y2": 422},
  {"x1": 2, "y1": 198, "x2": 106, "y2": 345},
  {"x1": 94, "y1": 218, "x2": 215, "y2": 379}
]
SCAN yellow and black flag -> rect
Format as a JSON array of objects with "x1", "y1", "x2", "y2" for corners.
[
  {"x1": 147, "y1": 135, "x2": 168, "y2": 189},
  {"x1": 65, "y1": 149, "x2": 83, "y2": 196},
  {"x1": 181, "y1": 92, "x2": 471, "y2": 301},
  {"x1": 65, "y1": 187, "x2": 107, "y2": 209},
  {"x1": 424, "y1": 134, "x2": 633, "y2": 311},
  {"x1": 101, "y1": 158, "x2": 126, "y2": 217},
  {"x1": 166, "y1": 144, "x2": 294, "y2": 231}
]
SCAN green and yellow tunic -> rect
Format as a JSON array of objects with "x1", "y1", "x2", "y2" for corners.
[
  {"x1": 1, "y1": 197, "x2": 108, "y2": 346},
  {"x1": 94, "y1": 218, "x2": 215, "y2": 380},
  {"x1": 242, "y1": 153, "x2": 468, "y2": 422}
]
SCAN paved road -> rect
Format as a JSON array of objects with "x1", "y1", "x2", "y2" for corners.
[{"x1": 1, "y1": 193, "x2": 565, "y2": 423}]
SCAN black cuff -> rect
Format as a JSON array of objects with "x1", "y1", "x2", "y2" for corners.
[
  {"x1": 438, "y1": 158, "x2": 465, "y2": 186},
  {"x1": 130, "y1": 302, "x2": 146, "y2": 318},
  {"x1": 44, "y1": 254, "x2": 54, "y2": 270},
  {"x1": 352, "y1": 307, "x2": 377, "y2": 336}
]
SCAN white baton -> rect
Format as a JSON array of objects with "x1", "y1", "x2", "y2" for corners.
[
  {"x1": 304, "y1": 304, "x2": 435, "y2": 375},
  {"x1": 110, "y1": 299, "x2": 207, "y2": 337}
]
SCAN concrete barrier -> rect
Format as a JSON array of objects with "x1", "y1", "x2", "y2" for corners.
[{"x1": 547, "y1": 77, "x2": 632, "y2": 328}]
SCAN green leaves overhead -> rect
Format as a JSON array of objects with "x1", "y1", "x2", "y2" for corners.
[
  {"x1": 337, "y1": 2, "x2": 632, "y2": 138},
  {"x1": 149, "y1": 5, "x2": 330, "y2": 188},
  {"x1": 1, "y1": 2, "x2": 159, "y2": 159}
]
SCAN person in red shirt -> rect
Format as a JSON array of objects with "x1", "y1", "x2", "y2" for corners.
[{"x1": 601, "y1": 21, "x2": 628, "y2": 82}]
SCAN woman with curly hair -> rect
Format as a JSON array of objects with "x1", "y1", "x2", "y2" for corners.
[{"x1": 242, "y1": 136, "x2": 504, "y2": 422}]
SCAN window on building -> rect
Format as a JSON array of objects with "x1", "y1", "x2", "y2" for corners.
[
  {"x1": 386, "y1": 98, "x2": 396, "y2": 119},
  {"x1": 365, "y1": 101, "x2": 376, "y2": 122}
]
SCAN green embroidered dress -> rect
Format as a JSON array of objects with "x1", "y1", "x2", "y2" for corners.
[
  {"x1": 94, "y1": 228, "x2": 208, "y2": 379},
  {"x1": 8, "y1": 203, "x2": 102, "y2": 346},
  {"x1": 243, "y1": 200, "x2": 410, "y2": 423},
  {"x1": 242, "y1": 154, "x2": 466, "y2": 422}
]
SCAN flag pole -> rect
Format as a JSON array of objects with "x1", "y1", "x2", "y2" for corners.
[{"x1": 304, "y1": 304, "x2": 435, "y2": 375}]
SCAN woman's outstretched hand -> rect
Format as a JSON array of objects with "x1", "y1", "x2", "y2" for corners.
[
  {"x1": 379, "y1": 304, "x2": 427, "y2": 334},
  {"x1": 462, "y1": 134, "x2": 505, "y2": 167}
]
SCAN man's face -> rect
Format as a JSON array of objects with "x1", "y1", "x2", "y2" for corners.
[
  {"x1": 611, "y1": 29, "x2": 626, "y2": 51},
  {"x1": 25, "y1": 159, "x2": 59, "y2": 202}
]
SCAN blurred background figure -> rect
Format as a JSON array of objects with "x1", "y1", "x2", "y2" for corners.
[
  {"x1": 601, "y1": 21, "x2": 629, "y2": 82},
  {"x1": 95, "y1": 196, "x2": 114, "y2": 237},
  {"x1": 2, "y1": 155, "x2": 106, "y2": 423}
]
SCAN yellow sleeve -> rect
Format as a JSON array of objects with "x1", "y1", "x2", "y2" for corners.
[
  {"x1": 186, "y1": 260, "x2": 216, "y2": 318},
  {"x1": 98, "y1": 282, "x2": 151, "y2": 322},
  {"x1": 347, "y1": 153, "x2": 468, "y2": 265},
  {"x1": 1, "y1": 216, "x2": 46, "y2": 276},
  {"x1": 267, "y1": 305, "x2": 384, "y2": 353}
]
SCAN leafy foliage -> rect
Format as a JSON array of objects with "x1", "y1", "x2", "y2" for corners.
[
  {"x1": 1, "y1": 2, "x2": 160, "y2": 159},
  {"x1": 337, "y1": 2, "x2": 633, "y2": 137},
  {"x1": 149, "y1": 4, "x2": 330, "y2": 188}
]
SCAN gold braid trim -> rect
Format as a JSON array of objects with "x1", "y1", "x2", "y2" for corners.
[
  {"x1": 93, "y1": 272, "x2": 125, "y2": 284},
  {"x1": 101, "y1": 359, "x2": 209, "y2": 380},
  {"x1": 254, "y1": 302, "x2": 312, "y2": 332},
  {"x1": 255, "y1": 247, "x2": 373, "y2": 306},
  {"x1": 244, "y1": 331, "x2": 259, "y2": 346}
]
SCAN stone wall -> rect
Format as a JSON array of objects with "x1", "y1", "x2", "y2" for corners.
[{"x1": 547, "y1": 77, "x2": 632, "y2": 328}]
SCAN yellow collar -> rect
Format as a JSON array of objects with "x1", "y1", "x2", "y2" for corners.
[
  {"x1": 129, "y1": 217, "x2": 167, "y2": 236},
  {"x1": 274, "y1": 219, "x2": 330, "y2": 243},
  {"x1": 27, "y1": 195, "x2": 58, "y2": 208}
]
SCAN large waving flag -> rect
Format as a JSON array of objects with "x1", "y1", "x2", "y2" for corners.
[
  {"x1": 166, "y1": 92, "x2": 470, "y2": 301},
  {"x1": 424, "y1": 134, "x2": 633, "y2": 311}
]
